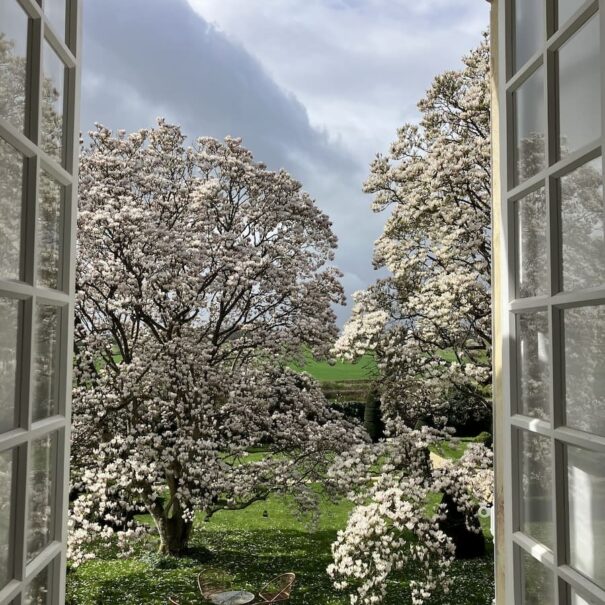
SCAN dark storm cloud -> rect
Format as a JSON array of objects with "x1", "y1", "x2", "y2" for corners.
[{"x1": 81, "y1": 0, "x2": 385, "y2": 323}]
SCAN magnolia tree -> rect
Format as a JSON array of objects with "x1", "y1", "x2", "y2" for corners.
[
  {"x1": 71, "y1": 121, "x2": 365, "y2": 561},
  {"x1": 328, "y1": 38, "x2": 494, "y2": 604},
  {"x1": 334, "y1": 38, "x2": 492, "y2": 430}
]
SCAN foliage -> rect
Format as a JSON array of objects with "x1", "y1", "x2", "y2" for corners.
[{"x1": 71, "y1": 122, "x2": 365, "y2": 562}]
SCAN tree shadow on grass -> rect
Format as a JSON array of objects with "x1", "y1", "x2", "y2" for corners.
[{"x1": 68, "y1": 527, "x2": 494, "y2": 605}]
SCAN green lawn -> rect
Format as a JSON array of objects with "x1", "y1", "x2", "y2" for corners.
[
  {"x1": 66, "y1": 488, "x2": 494, "y2": 605},
  {"x1": 289, "y1": 351, "x2": 378, "y2": 382}
]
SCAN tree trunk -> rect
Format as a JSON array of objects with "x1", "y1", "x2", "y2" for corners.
[
  {"x1": 364, "y1": 387, "x2": 384, "y2": 442},
  {"x1": 150, "y1": 500, "x2": 193, "y2": 556},
  {"x1": 438, "y1": 491, "x2": 485, "y2": 559}
]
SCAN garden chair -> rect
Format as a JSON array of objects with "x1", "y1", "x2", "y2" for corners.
[
  {"x1": 197, "y1": 571, "x2": 231, "y2": 603},
  {"x1": 254, "y1": 573, "x2": 296, "y2": 603}
]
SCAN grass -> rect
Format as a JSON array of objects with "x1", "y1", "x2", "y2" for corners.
[
  {"x1": 67, "y1": 487, "x2": 494, "y2": 605},
  {"x1": 289, "y1": 351, "x2": 378, "y2": 382}
]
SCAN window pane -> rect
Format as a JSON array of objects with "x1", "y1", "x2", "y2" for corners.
[
  {"x1": 563, "y1": 305, "x2": 605, "y2": 436},
  {"x1": 517, "y1": 312, "x2": 550, "y2": 419},
  {"x1": 519, "y1": 549, "x2": 554, "y2": 604},
  {"x1": 0, "y1": 449, "x2": 13, "y2": 590},
  {"x1": 558, "y1": 15, "x2": 601, "y2": 158},
  {"x1": 514, "y1": 0, "x2": 545, "y2": 72},
  {"x1": 37, "y1": 171, "x2": 64, "y2": 290},
  {"x1": 25, "y1": 564, "x2": 50, "y2": 605},
  {"x1": 0, "y1": 297, "x2": 20, "y2": 434},
  {"x1": 45, "y1": 0, "x2": 67, "y2": 42},
  {"x1": 570, "y1": 588, "x2": 598, "y2": 605},
  {"x1": 515, "y1": 188, "x2": 548, "y2": 298},
  {"x1": 559, "y1": 1, "x2": 587, "y2": 27},
  {"x1": 560, "y1": 157, "x2": 605, "y2": 291},
  {"x1": 519, "y1": 430, "x2": 553, "y2": 549},
  {"x1": 0, "y1": 137, "x2": 24, "y2": 280},
  {"x1": 33, "y1": 305, "x2": 61, "y2": 422},
  {"x1": 41, "y1": 41, "x2": 65, "y2": 165},
  {"x1": 513, "y1": 67, "x2": 546, "y2": 185},
  {"x1": 567, "y1": 445, "x2": 605, "y2": 590},
  {"x1": 27, "y1": 432, "x2": 57, "y2": 561},
  {"x1": 0, "y1": 0, "x2": 28, "y2": 133}
]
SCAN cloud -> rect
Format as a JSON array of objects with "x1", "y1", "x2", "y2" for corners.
[
  {"x1": 186, "y1": 0, "x2": 490, "y2": 164},
  {"x1": 81, "y1": 0, "x2": 488, "y2": 325}
]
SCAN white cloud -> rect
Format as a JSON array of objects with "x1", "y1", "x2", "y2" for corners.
[
  {"x1": 186, "y1": 0, "x2": 489, "y2": 166},
  {"x1": 82, "y1": 0, "x2": 489, "y2": 324}
]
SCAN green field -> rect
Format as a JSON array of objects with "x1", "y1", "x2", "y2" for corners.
[
  {"x1": 289, "y1": 351, "x2": 377, "y2": 382},
  {"x1": 66, "y1": 489, "x2": 494, "y2": 605}
]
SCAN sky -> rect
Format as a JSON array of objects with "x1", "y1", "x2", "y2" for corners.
[{"x1": 81, "y1": 0, "x2": 489, "y2": 324}]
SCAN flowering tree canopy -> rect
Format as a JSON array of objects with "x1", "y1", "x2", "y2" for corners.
[
  {"x1": 328, "y1": 38, "x2": 494, "y2": 604},
  {"x1": 71, "y1": 121, "x2": 364, "y2": 559},
  {"x1": 334, "y1": 37, "x2": 492, "y2": 429}
]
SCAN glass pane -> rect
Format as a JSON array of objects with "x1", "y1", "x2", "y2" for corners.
[
  {"x1": 514, "y1": 0, "x2": 545, "y2": 72},
  {"x1": 559, "y1": 1, "x2": 587, "y2": 27},
  {"x1": 558, "y1": 16, "x2": 601, "y2": 158},
  {"x1": 25, "y1": 564, "x2": 50, "y2": 605},
  {"x1": 560, "y1": 157, "x2": 605, "y2": 291},
  {"x1": 0, "y1": 0, "x2": 28, "y2": 132},
  {"x1": 33, "y1": 305, "x2": 61, "y2": 422},
  {"x1": 571, "y1": 588, "x2": 598, "y2": 605},
  {"x1": 517, "y1": 312, "x2": 550, "y2": 419},
  {"x1": 519, "y1": 430, "x2": 553, "y2": 549},
  {"x1": 513, "y1": 67, "x2": 546, "y2": 185},
  {"x1": 0, "y1": 137, "x2": 24, "y2": 280},
  {"x1": 0, "y1": 449, "x2": 13, "y2": 590},
  {"x1": 515, "y1": 188, "x2": 548, "y2": 298},
  {"x1": 519, "y1": 549, "x2": 554, "y2": 604},
  {"x1": 567, "y1": 445, "x2": 605, "y2": 589},
  {"x1": 27, "y1": 432, "x2": 57, "y2": 562},
  {"x1": 0, "y1": 297, "x2": 20, "y2": 434},
  {"x1": 45, "y1": 0, "x2": 67, "y2": 42},
  {"x1": 563, "y1": 305, "x2": 605, "y2": 436},
  {"x1": 37, "y1": 171, "x2": 64, "y2": 290},
  {"x1": 41, "y1": 40, "x2": 65, "y2": 165}
]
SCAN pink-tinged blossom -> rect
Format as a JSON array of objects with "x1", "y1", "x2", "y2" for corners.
[
  {"x1": 71, "y1": 121, "x2": 364, "y2": 562},
  {"x1": 328, "y1": 38, "x2": 494, "y2": 604}
]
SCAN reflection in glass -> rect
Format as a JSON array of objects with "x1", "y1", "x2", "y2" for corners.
[
  {"x1": 0, "y1": 0, "x2": 28, "y2": 132},
  {"x1": 514, "y1": 0, "x2": 544, "y2": 72},
  {"x1": 34, "y1": 305, "x2": 61, "y2": 422},
  {"x1": 559, "y1": 1, "x2": 587, "y2": 27},
  {"x1": 515, "y1": 188, "x2": 548, "y2": 298},
  {"x1": 27, "y1": 432, "x2": 57, "y2": 562},
  {"x1": 519, "y1": 430, "x2": 553, "y2": 549},
  {"x1": 560, "y1": 158, "x2": 605, "y2": 291},
  {"x1": 0, "y1": 297, "x2": 20, "y2": 434},
  {"x1": 25, "y1": 564, "x2": 50, "y2": 605},
  {"x1": 37, "y1": 171, "x2": 64, "y2": 290},
  {"x1": 571, "y1": 589, "x2": 597, "y2": 605},
  {"x1": 45, "y1": 0, "x2": 67, "y2": 42},
  {"x1": 563, "y1": 305, "x2": 605, "y2": 436},
  {"x1": 0, "y1": 449, "x2": 13, "y2": 590},
  {"x1": 0, "y1": 137, "x2": 24, "y2": 279},
  {"x1": 567, "y1": 446, "x2": 605, "y2": 589},
  {"x1": 519, "y1": 549, "x2": 554, "y2": 604},
  {"x1": 517, "y1": 312, "x2": 550, "y2": 419},
  {"x1": 513, "y1": 68, "x2": 545, "y2": 185},
  {"x1": 41, "y1": 41, "x2": 65, "y2": 165},
  {"x1": 558, "y1": 16, "x2": 601, "y2": 157}
]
